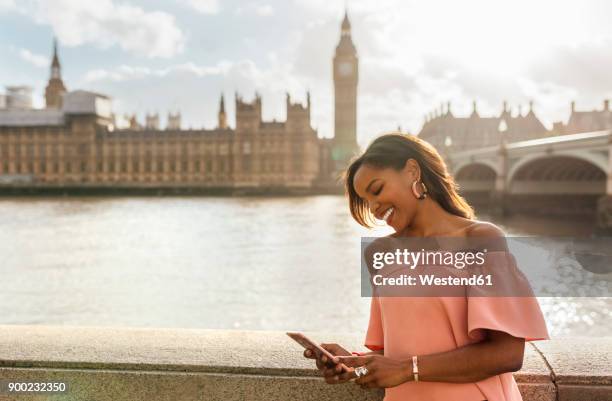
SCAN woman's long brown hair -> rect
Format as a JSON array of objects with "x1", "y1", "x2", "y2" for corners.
[{"x1": 344, "y1": 132, "x2": 475, "y2": 228}]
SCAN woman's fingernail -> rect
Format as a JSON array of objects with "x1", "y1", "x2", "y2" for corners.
[{"x1": 334, "y1": 375, "x2": 339, "y2": 381}]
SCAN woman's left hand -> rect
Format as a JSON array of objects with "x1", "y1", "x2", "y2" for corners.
[{"x1": 336, "y1": 355, "x2": 412, "y2": 389}]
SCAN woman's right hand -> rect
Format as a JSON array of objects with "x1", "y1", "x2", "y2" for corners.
[{"x1": 303, "y1": 343, "x2": 355, "y2": 384}]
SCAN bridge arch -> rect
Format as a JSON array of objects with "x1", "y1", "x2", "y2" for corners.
[
  {"x1": 507, "y1": 154, "x2": 606, "y2": 195},
  {"x1": 507, "y1": 151, "x2": 607, "y2": 186},
  {"x1": 451, "y1": 160, "x2": 500, "y2": 178},
  {"x1": 454, "y1": 162, "x2": 497, "y2": 193}
]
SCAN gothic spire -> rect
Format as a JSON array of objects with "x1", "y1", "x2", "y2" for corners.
[
  {"x1": 470, "y1": 100, "x2": 479, "y2": 118},
  {"x1": 218, "y1": 93, "x2": 227, "y2": 129},
  {"x1": 341, "y1": 9, "x2": 351, "y2": 34},
  {"x1": 45, "y1": 36, "x2": 66, "y2": 108},
  {"x1": 50, "y1": 37, "x2": 62, "y2": 80},
  {"x1": 52, "y1": 37, "x2": 59, "y2": 67},
  {"x1": 336, "y1": 8, "x2": 356, "y2": 56}
]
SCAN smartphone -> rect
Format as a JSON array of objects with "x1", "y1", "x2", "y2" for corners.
[{"x1": 286, "y1": 332, "x2": 350, "y2": 372}]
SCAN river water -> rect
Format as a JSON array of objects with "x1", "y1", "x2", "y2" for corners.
[{"x1": 0, "y1": 195, "x2": 609, "y2": 337}]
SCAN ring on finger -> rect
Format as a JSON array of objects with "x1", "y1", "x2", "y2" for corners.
[{"x1": 354, "y1": 366, "x2": 369, "y2": 377}]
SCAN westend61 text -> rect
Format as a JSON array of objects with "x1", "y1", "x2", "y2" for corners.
[{"x1": 372, "y1": 274, "x2": 494, "y2": 287}]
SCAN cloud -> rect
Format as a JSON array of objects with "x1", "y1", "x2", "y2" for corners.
[
  {"x1": 526, "y1": 40, "x2": 612, "y2": 99},
  {"x1": 516, "y1": 78, "x2": 578, "y2": 125},
  {"x1": 178, "y1": 0, "x2": 219, "y2": 14},
  {"x1": 235, "y1": 3, "x2": 275, "y2": 17},
  {"x1": 18, "y1": 48, "x2": 49, "y2": 68},
  {"x1": 255, "y1": 4, "x2": 274, "y2": 16},
  {"x1": 20, "y1": 0, "x2": 185, "y2": 58},
  {"x1": 0, "y1": 0, "x2": 16, "y2": 12},
  {"x1": 83, "y1": 62, "x2": 234, "y2": 83}
]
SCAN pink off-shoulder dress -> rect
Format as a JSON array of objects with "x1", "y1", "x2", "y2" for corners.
[{"x1": 364, "y1": 251, "x2": 550, "y2": 401}]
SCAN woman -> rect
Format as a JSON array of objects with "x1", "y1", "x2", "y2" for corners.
[{"x1": 303, "y1": 132, "x2": 549, "y2": 401}]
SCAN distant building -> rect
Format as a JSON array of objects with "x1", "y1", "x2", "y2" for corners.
[
  {"x1": 561, "y1": 100, "x2": 612, "y2": 134},
  {"x1": 0, "y1": 13, "x2": 369, "y2": 192},
  {"x1": 145, "y1": 113, "x2": 160, "y2": 130},
  {"x1": 217, "y1": 94, "x2": 228, "y2": 130},
  {"x1": 418, "y1": 100, "x2": 549, "y2": 154},
  {"x1": 127, "y1": 113, "x2": 141, "y2": 130},
  {"x1": 0, "y1": 36, "x2": 328, "y2": 191},
  {"x1": 5, "y1": 86, "x2": 33, "y2": 110},
  {"x1": 44, "y1": 38, "x2": 67, "y2": 109},
  {"x1": 167, "y1": 112, "x2": 181, "y2": 130},
  {"x1": 331, "y1": 10, "x2": 360, "y2": 171}
]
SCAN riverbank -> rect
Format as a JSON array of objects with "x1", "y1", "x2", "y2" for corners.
[{"x1": 0, "y1": 184, "x2": 344, "y2": 197}]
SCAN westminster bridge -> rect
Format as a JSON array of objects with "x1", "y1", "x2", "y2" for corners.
[{"x1": 444, "y1": 129, "x2": 612, "y2": 230}]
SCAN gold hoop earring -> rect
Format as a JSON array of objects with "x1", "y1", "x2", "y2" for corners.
[{"x1": 412, "y1": 180, "x2": 428, "y2": 200}]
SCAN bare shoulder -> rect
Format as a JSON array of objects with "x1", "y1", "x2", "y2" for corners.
[
  {"x1": 465, "y1": 220, "x2": 509, "y2": 252},
  {"x1": 465, "y1": 220, "x2": 506, "y2": 238}
]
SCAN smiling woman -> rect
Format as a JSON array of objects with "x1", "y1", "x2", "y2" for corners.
[
  {"x1": 344, "y1": 132, "x2": 474, "y2": 235},
  {"x1": 300, "y1": 132, "x2": 550, "y2": 401}
]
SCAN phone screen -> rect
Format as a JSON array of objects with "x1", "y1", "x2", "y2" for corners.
[{"x1": 286, "y1": 332, "x2": 350, "y2": 371}]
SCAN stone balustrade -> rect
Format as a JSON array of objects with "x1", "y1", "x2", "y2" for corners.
[{"x1": 0, "y1": 325, "x2": 609, "y2": 401}]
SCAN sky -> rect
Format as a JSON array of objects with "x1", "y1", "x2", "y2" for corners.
[{"x1": 1, "y1": 0, "x2": 612, "y2": 147}]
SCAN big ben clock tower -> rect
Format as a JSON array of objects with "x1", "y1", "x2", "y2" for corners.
[{"x1": 333, "y1": 10, "x2": 359, "y2": 170}]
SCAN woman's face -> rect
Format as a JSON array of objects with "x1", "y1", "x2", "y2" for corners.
[{"x1": 353, "y1": 160, "x2": 421, "y2": 232}]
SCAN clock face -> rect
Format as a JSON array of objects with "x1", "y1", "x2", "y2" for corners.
[{"x1": 338, "y1": 61, "x2": 352, "y2": 77}]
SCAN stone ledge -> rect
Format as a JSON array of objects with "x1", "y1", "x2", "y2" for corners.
[
  {"x1": 533, "y1": 337, "x2": 612, "y2": 401},
  {"x1": 533, "y1": 337, "x2": 612, "y2": 385},
  {"x1": 0, "y1": 325, "x2": 609, "y2": 401}
]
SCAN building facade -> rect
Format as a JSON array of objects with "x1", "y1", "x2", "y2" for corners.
[
  {"x1": 331, "y1": 11, "x2": 360, "y2": 170},
  {"x1": 0, "y1": 93, "x2": 321, "y2": 192},
  {"x1": 418, "y1": 100, "x2": 549, "y2": 156},
  {"x1": 0, "y1": 20, "x2": 359, "y2": 192},
  {"x1": 419, "y1": 98, "x2": 612, "y2": 156},
  {"x1": 557, "y1": 100, "x2": 612, "y2": 134}
]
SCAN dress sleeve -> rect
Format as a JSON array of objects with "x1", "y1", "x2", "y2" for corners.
[
  {"x1": 467, "y1": 251, "x2": 550, "y2": 342},
  {"x1": 365, "y1": 296, "x2": 384, "y2": 351}
]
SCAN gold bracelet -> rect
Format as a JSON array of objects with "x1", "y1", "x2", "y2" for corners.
[{"x1": 412, "y1": 355, "x2": 419, "y2": 382}]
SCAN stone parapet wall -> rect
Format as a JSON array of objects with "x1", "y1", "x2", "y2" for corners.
[{"x1": 0, "y1": 325, "x2": 609, "y2": 401}]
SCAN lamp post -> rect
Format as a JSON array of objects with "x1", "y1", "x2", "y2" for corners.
[
  {"x1": 498, "y1": 118, "x2": 508, "y2": 145},
  {"x1": 491, "y1": 119, "x2": 509, "y2": 216}
]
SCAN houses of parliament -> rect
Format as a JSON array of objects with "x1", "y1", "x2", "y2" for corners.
[
  {"x1": 0, "y1": 13, "x2": 360, "y2": 194},
  {"x1": 2, "y1": 11, "x2": 610, "y2": 194}
]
